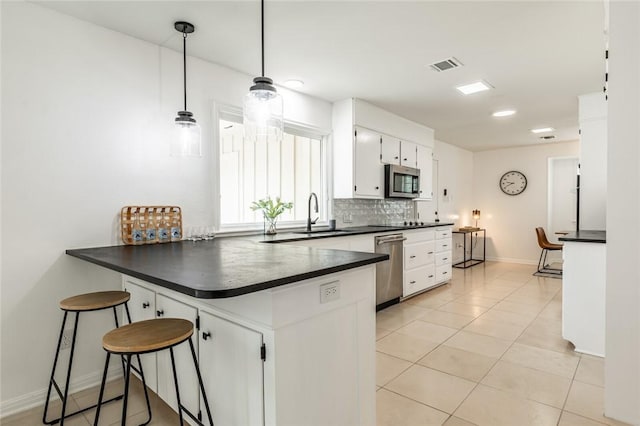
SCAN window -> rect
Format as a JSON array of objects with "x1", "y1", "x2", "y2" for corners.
[{"x1": 218, "y1": 110, "x2": 326, "y2": 229}]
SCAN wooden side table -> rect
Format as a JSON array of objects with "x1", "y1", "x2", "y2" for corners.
[{"x1": 452, "y1": 229, "x2": 486, "y2": 268}]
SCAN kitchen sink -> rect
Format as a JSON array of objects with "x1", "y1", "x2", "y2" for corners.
[{"x1": 291, "y1": 229, "x2": 352, "y2": 235}]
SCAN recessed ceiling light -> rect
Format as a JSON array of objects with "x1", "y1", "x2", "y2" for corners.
[
  {"x1": 456, "y1": 81, "x2": 492, "y2": 95},
  {"x1": 539, "y1": 135, "x2": 556, "y2": 140},
  {"x1": 284, "y1": 79, "x2": 304, "y2": 89},
  {"x1": 531, "y1": 127, "x2": 555, "y2": 134},
  {"x1": 492, "y1": 110, "x2": 516, "y2": 117}
]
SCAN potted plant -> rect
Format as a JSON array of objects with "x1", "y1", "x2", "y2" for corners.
[{"x1": 250, "y1": 197, "x2": 293, "y2": 235}]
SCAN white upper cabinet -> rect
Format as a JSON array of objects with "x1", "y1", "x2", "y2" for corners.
[
  {"x1": 333, "y1": 98, "x2": 434, "y2": 199},
  {"x1": 380, "y1": 134, "x2": 401, "y2": 165},
  {"x1": 416, "y1": 145, "x2": 433, "y2": 200},
  {"x1": 401, "y1": 141, "x2": 418, "y2": 168},
  {"x1": 354, "y1": 127, "x2": 384, "y2": 198}
]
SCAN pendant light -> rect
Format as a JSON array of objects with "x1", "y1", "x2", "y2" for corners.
[
  {"x1": 171, "y1": 21, "x2": 202, "y2": 157},
  {"x1": 243, "y1": 0, "x2": 283, "y2": 143}
]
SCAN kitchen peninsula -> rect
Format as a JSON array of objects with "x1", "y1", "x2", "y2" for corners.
[{"x1": 67, "y1": 237, "x2": 387, "y2": 426}]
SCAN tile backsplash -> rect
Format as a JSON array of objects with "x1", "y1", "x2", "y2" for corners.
[{"x1": 333, "y1": 198, "x2": 416, "y2": 228}]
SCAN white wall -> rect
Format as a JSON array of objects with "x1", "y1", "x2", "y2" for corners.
[
  {"x1": 472, "y1": 141, "x2": 579, "y2": 264},
  {"x1": 416, "y1": 139, "x2": 473, "y2": 263},
  {"x1": 605, "y1": 1, "x2": 640, "y2": 424},
  {"x1": 0, "y1": 2, "x2": 331, "y2": 415}
]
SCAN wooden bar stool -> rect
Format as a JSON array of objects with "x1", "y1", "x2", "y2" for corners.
[
  {"x1": 43, "y1": 291, "x2": 144, "y2": 425},
  {"x1": 94, "y1": 318, "x2": 214, "y2": 426}
]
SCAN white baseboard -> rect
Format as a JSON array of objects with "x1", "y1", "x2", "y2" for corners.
[{"x1": 0, "y1": 367, "x2": 122, "y2": 419}]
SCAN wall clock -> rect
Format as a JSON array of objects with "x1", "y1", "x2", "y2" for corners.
[{"x1": 500, "y1": 171, "x2": 527, "y2": 195}]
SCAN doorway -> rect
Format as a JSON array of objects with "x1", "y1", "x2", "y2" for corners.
[{"x1": 547, "y1": 157, "x2": 579, "y2": 248}]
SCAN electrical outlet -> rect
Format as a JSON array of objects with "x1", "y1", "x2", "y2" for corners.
[
  {"x1": 320, "y1": 281, "x2": 340, "y2": 304},
  {"x1": 60, "y1": 329, "x2": 74, "y2": 350}
]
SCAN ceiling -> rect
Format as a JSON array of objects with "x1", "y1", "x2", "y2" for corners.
[{"x1": 35, "y1": 1, "x2": 606, "y2": 151}]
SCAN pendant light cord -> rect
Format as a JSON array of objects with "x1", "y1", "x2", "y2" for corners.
[
  {"x1": 261, "y1": 0, "x2": 265, "y2": 77},
  {"x1": 183, "y1": 32, "x2": 187, "y2": 111}
]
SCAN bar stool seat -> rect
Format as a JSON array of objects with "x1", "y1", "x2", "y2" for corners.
[
  {"x1": 95, "y1": 318, "x2": 214, "y2": 426},
  {"x1": 59, "y1": 291, "x2": 131, "y2": 311},
  {"x1": 44, "y1": 291, "x2": 135, "y2": 425}
]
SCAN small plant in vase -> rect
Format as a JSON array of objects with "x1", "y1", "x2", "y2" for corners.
[{"x1": 250, "y1": 197, "x2": 293, "y2": 235}]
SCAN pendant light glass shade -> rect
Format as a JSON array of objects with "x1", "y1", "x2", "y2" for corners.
[
  {"x1": 171, "y1": 21, "x2": 202, "y2": 157},
  {"x1": 243, "y1": 77, "x2": 283, "y2": 142},
  {"x1": 243, "y1": 0, "x2": 283, "y2": 143}
]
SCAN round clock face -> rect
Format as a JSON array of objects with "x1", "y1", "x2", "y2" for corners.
[{"x1": 500, "y1": 171, "x2": 527, "y2": 195}]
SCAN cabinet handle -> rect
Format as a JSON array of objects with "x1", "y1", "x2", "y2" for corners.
[
  {"x1": 443, "y1": 257, "x2": 448, "y2": 261},
  {"x1": 428, "y1": 275, "x2": 434, "y2": 278},
  {"x1": 428, "y1": 251, "x2": 434, "y2": 254},
  {"x1": 443, "y1": 245, "x2": 448, "y2": 248},
  {"x1": 403, "y1": 158, "x2": 408, "y2": 161},
  {"x1": 202, "y1": 331, "x2": 211, "y2": 341},
  {"x1": 156, "y1": 309, "x2": 164, "y2": 317},
  {"x1": 442, "y1": 271, "x2": 448, "y2": 275},
  {"x1": 394, "y1": 156, "x2": 399, "y2": 159},
  {"x1": 410, "y1": 255, "x2": 416, "y2": 259},
  {"x1": 410, "y1": 280, "x2": 416, "y2": 284},
  {"x1": 142, "y1": 302, "x2": 150, "y2": 309},
  {"x1": 375, "y1": 186, "x2": 379, "y2": 190}
]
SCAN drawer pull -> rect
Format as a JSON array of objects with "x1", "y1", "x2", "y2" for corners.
[
  {"x1": 442, "y1": 245, "x2": 448, "y2": 248},
  {"x1": 428, "y1": 275, "x2": 434, "y2": 278},
  {"x1": 410, "y1": 280, "x2": 416, "y2": 284},
  {"x1": 442, "y1": 271, "x2": 448, "y2": 275},
  {"x1": 428, "y1": 251, "x2": 434, "y2": 254},
  {"x1": 443, "y1": 257, "x2": 448, "y2": 261},
  {"x1": 156, "y1": 309, "x2": 164, "y2": 317},
  {"x1": 202, "y1": 332, "x2": 211, "y2": 341},
  {"x1": 410, "y1": 255, "x2": 416, "y2": 259},
  {"x1": 142, "y1": 302, "x2": 150, "y2": 309}
]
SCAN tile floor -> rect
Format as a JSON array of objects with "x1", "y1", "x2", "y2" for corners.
[
  {"x1": 2, "y1": 262, "x2": 631, "y2": 426},
  {"x1": 376, "y1": 261, "x2": 631, "y2": 426}
]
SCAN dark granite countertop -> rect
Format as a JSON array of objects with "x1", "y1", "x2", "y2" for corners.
[
  {"x1": 66, "y1": 238, "x2": 388, "y2": 299},
  {"x1": 559, "y1": 230, "x2": 606, "y2": 243}
]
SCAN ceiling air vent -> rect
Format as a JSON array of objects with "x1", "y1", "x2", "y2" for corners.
[{"x1": 429, "y1": 57, "x2": 463, "y2": 72}]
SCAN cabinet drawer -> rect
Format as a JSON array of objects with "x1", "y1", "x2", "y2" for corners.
[
  {"x1": 436, "y1": 264, "x2": 452, "y2": 283},
  {"x1": 435, "y1": 252, "x2": 452, "y2": 266},
  {"x1": 435, "y1": 239, "x2": 451, "y2": 252},
  {"x1": 436, "y1": 228, "x2": 452, "y2": 239},
  {"x1": 404, "y1": 241, "x2": 435, "y2": 269},
  {"x1": 405, "y1": 230, "x2": 435, "y2": 244},
  {"x1": 403, "y1": 266, "x2": 436, "y2": 297}
]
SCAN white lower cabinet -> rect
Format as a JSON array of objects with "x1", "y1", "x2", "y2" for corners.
[
  {"x1": 198, "y1": 311, "x2": 264, "y2": 426},
  {"x1": 403, "y1": 227, "x2": 452, "y2": 297},
  {"x1": 435, "y1": 227, "x2": 453, "y2": 284}
]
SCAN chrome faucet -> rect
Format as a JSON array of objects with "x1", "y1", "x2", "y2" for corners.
[{"x1": 306, "y1": 192, "x2": 319, "y2": 232}]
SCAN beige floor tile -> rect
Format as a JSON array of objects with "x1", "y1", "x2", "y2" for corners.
[
  {"x1": 516, "y1": 326, "x2": 576, "y2": 354},
  {"x1": 492, "y1": 300, "x2": 544, "y2": 317},
  {"x1": 468, "y1": 288, "x2": 515, "y2": 300},
  {"x1": 454, "y1": 295, "x2": 500, "y2": 308},
  {"x1": 396, "y1": 320, "x2": 458, "y2": 344},
  {"x1": 527, "y1": 316, "x2": 563, "y2": 337},
  {"x1": 481, "y1": 360, "x2": 571, "y2": 408},
  {"x1": 454, "y1": 384, "x2": 561, "y2": 426},
  {"x1": 484, "y1": 278, "x2": 526, "y2": 289},
  {"x1": 496, "y1": 271, "x2": 538, "y2": 283},
  {"x1": 463, "y1": 317, "x2": 526, "y2": 341},
  {"x1": 377, "y1": 304, "x2": 431, "y2": 330},
  {"x1": 419, "y1": 310, "x2": 476, "y2": 329},
  {"x1": 376, "y1": 332, "x2": 439, "y2": 362},
  {"x1": 386, "y1": 365, "x2": 476, "y2": 414},
  {"x1": 6, "y1": 398, "x2": 88, "y2": 426},
  {"x1": 564, "y1": 381, "x2": 632, "y2": 426},
  {"x1": 443, "y1": 331, "x2": 512, "y2": 358},
  {"x1": 377, "y1": 327, "x2": 393, "y2": 340},
  {"x1": 405, "y1": 295, "x2": 453, "y2": 309},
  {"x1": 376, "y1": 388, "x2": 450, "y2": 426},
  {"x1": 443, "y1": 416, "x2": 479, "y2": 426},
  {"x1": 376, "y1": 352, "x2": 412, "y2": 387},
  {"x1": 418, "y1": 345, "x2": 498, "y2": 382},
  {"x1": 558, "y1": 411, "x2": 608, "y2": 426},
  {"x1": 501, "y1": 342, "x2": 579, "y2": 378},
  {"x1": 479, "y1": 308, "x2": 537, "y2": 327},
  {"x1": 574, "y1": 355, "x2": 605, "y2": 387},
  {"x1": 503, "y1": 294, "x2": 554, "y2": 307},
  {"x1": 437, "y1": 302, "x2": 489, "y2": 318}
]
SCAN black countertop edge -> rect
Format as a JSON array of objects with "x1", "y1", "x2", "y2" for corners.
[
  {"x1": 559, "y1": 230, "x2": 606, "y2": 244},
  {"x1": 259, "y1": 223, "x2": 456, "y2": 244},
  {"x1": 66, "y1": 247, "x2": 388, "y2": 299}
]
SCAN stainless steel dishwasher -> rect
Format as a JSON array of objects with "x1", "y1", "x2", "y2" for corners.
[{"x1": 375, "y1": 233, "x2": 406, "y2": 311}]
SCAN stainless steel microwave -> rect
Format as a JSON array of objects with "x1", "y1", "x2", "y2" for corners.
[{"x1": 385, "y1": 164, "x2": 420, "y2": 199}]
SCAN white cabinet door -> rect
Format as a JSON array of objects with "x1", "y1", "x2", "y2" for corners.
[
  {"x1": 416, "y1": 145, "x2": 433, "y2": 200},
  {"x1": 380, "y1": 134, "x2": 401, "y2": 165},
  {"x1": 400, "y1": 141, "x2": 418, "y2": 168},
  {"x1": 354, "y1": 127, "x2": 384, "y2": 198},
  {"x1": 155, "y1": 294, "x2": 200, "y2": 417},
  {"x1": 199, "y1": 311, "x2": 264, "y2": 426},
  {"x1": 123, "y1": 280, "x2": 158, "y2": 392}
]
